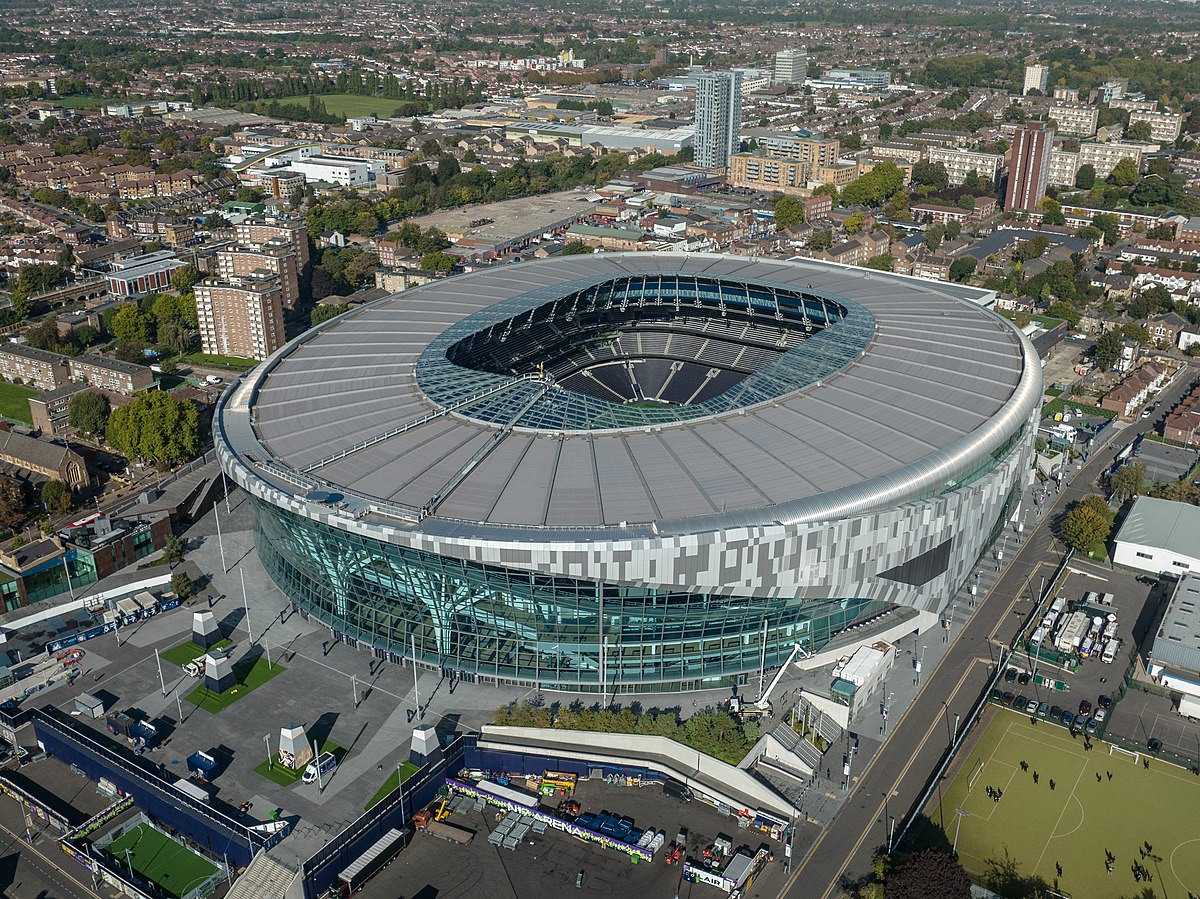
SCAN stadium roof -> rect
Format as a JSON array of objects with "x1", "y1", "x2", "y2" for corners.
[{"x1": 221, "y1": 254, "x2": 1038, "y2": 536}]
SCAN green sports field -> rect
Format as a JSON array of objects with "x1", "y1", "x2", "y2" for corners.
[
  {"x1": 924, "y1": 709, "x2": 1200, "y2": 899},
  {"x1": 0, "y1": 381, "x2": 37, "y2": 424},
  {"x1": 280, "y1": 93, "x2": 406, "y2": 118},
  {"x1": 104, "y1": 822, "x2": 217, "y2": 899}
]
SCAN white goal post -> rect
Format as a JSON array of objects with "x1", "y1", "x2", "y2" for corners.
[{"x1": 1109, "y1": 744, "x2": 1140, "y2": 765}]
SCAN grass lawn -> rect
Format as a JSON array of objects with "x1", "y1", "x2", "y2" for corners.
[
  {"x1": 183, "y1": 352, "x2": 258, "y2": 371},
  {"x1": 365, "y1": 761, "x2": 420, "y2": 811},
  {"x1": 280, "y1": 93, "x2": 408, "y2": 118},
  {"x1": 1043, "y1": 395, "x2": 1117, "y2": 422},
  {"x1": 0, "y1": 381, "x2": 38, "y2": 424},
  {"x1": 185, "y1": 656, "x2": 286, "y2": 713},
  {"x1": 253, "y1": 739, "x2": 348, "y2": 786},
  {"x1": 104, "y1": 822, "x2": 217, "y2": 899},
  {"x1": 160, "y1": 639, "x2": 232, "y2": 668},
  {"x1": 921, "y1": 709, "x2": 1200, "y2": 899}
]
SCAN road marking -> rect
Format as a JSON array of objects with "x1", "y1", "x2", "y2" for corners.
[{"x1": 0, "y1": 810, "x2": 103, "y2": 898}]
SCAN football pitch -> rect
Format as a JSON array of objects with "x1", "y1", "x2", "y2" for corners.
[
  {"x1": 924, "y1": 709, "x2": 1200, "y2": 899},
  {"x1": 104, "y1": 823, "x2": 218, "y2": 898}
]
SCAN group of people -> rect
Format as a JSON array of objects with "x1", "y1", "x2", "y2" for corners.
[{"x1": 984, "y1": 785, "x2": 1003, "y2": 802}]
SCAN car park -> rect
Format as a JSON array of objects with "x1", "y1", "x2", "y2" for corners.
[{"x1": 1038, "y1": 702, "x2": 1049, "y2": 718}]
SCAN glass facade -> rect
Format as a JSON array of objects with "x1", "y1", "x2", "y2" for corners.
[{"x1": 254, "y1": 498, "x2": 889, "y2": 692}]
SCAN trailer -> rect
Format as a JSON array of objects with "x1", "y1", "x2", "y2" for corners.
[
  {"x1": 424, "y1": 820, "x2": 474, "y2": 845},
  {"x1": 472, "y1": 779, "x2": 539, "y2": 809},
  {"x1": 336, "y1": 827, "x2": 408, "y2": 895},
  {"x1": 174, "y1": 778, "x2": 211, "y2": 804}
]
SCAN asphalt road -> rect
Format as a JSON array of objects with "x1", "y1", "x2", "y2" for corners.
[{"x1": 780, "y1": 365, "x2": 1196, "y2": 899}]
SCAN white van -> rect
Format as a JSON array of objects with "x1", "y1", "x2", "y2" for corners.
[
  {"x1": 1101, "y1": 639, "x2": 1119, "y2": 664},
  {"x1": 303, "y1": 751, "x2": 337, "y2": 784}
]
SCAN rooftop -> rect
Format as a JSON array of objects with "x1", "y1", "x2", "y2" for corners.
[{"x1": 1114, "y1": 496, "x2": 1200, "y2": 562}]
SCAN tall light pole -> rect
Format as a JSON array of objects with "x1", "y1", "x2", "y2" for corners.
[
  {"x1": 155, "y1": 647, "x2": 167, "y2": 696},
  {"x1": 882, "y1": 692, "x2": 893, "y2": 736},
  {"x1": 264, "y1": 733, "x2": 272, "y2": 769},
  {"x1": 214, "y1": 500, "x2": 228, "y2": 574},
  {"x1": 952, "y1": 807, "x2": 971, "y2": 853},
  {"x1": 411, "y1": 633, "x2": 421, "y2": 719},
  {"x1": 240, "y1": 569, "x2": 252, "y2": 643}
]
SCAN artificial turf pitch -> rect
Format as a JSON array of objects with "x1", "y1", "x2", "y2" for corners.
[
  {"x1": 924, "y1": 708, "x2": 1200, "y2": 899},
  {"x1": 104, "y1": 823, "x2": 218, "y2": 899}
]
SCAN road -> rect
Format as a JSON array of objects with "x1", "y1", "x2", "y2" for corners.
[
  {"x1": 780, "y1": 365, "x2": 1195, "y2": 899},
  {"x1": 0, "y1": 794, "x2": 107, "y2": 899}
]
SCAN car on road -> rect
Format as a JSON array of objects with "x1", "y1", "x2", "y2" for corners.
[
  {"x1": 1026, "y1": 699, "x2": 1040, "y2": 715},
  {"x1": 1061, "y1": 710, "x2": 1075, "y2": 728},
  {"x1": 1002, "y1": 692, "x2": 1015, "y2": 706},
  {"x1": 1004, "y1": 668, "x2": 1018, "y2": 683},
  {"x1": 1079, "y1": 699, "x2": 1093, "y2": 717},
  {"x1": 1141, "y1": 409, "x2": 1152, "y2": 419},
  {"x1": 1038, "y1": 702, "x2": 1050, "y2": 718},
  {"x1": 1017, "y1": 671, "x2": 1032, "y2": 686},
  {"x1": 1050, "y1": 705, "x2": 1063, "y2": 721}
]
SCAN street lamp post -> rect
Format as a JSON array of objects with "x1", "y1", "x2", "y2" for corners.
[
  {"x1": 952, "y1": 807, "x2": 971, "y2": 853},
  {"x1": 264, "y1": 733, "x2": 272, "y2": 769}
]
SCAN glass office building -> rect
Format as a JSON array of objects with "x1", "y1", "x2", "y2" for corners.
[{"x1": 219, "y1": 254, "x2": 1040, "y2": 692}]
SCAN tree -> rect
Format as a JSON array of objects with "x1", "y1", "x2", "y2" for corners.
[
  {"x1": 840, "y1": 162, "x2": 905, "y2": 208},
  {"x1": 0, "y1": 476, "x2": 25, "y2": 530},
  {"x1": 864, "y1": 254, "x2": 895, "y2": 271},
  {"x1": 944, "y1": 221, "x2": 962, "y2": 241},
  {"x1": 773, "y1": 195, "x2": 805, "y2": 230},
  {"x1": 1126, "y1": 120, "x2": 1152, "y2": 141},
  {"x1": 949, "y1": 256, "x2": 977, "y2": 282},
  {"x1": 68, "y1": 391, "x2": 110, "y2": 437},
  {"x1": 1107, "y1": 461, "x2": 1146, "y2": 503},
  {"x1": 170, "y1": 264, "x2": 201, "y2": 293},
  {"x1": 925, "y1": 224, "x2": 945, "y2": 252},
  {"x1": 883, "y1": 849, "x2": 971, "y2": 899},
  {"x1": 1059, "y1": 496, "x2": 1114, "y2": 553},
  {"x1": 171, "y1": 570, "x2": 195, "y2": 600},
  {"x1": 1074, "y1": 164, "x2": 1096, "y2": 190},
  {"x1": 106, "y1": 392, "x2": 201, "y2": 466},
  {"x1": 420, "y1": 251, "x2": 457, "y2": 272},
  {"x1": 561, "y1": 241, "x2": 594, "y2": 255},
  {"x1": 1095, "y1": 330, "x2": 1124, "y2": 370},
  {"x1": 1109, "y1": 157, "x2": 1140, "y2": 187},
  {"x1": 311, "y1": 303, "x2": 348, "y2": 327},
  {"x1": 110, "y1": 304, "x2": 153, "y2": 345},
  {"x1": 911, "y1": 161, "x2": 949, "y2": 191},
  {"x1": 1091, "y1": 214, "x2": 1120, "y2": 246},
  {"x1": 41, "y1": 479, "x2": 71, "y2": 514},
  {"x1": 163, "y1": 533, "x2": 185, "y2": 566},
  {"x1": 845, "y1": 212, "x2": 865, "y2": 234}
]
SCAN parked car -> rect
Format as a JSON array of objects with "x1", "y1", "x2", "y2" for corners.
[
  {"x1": 1017, "y1": 671, "x2": 1032, "y2": 686},
  {"x1": 1061, "y1": 710, "x2": 1075, "y2": 728},
  {"x1": 1079, "y1": 699, "x2": 1093, "y2": 717},
  {"x1": 1015, "y1": 694, "x2": 1029, "y2": 709},
  {"x1": 1026, "y1": 699, "x2": 1040, "y2": 715},
  {"x1": 1002, "y1": 692, "x2": 1015, "y2": 706},
  {"x1": 1085, "y1": 718, "x2": 1099, "y2": 736},
  {"x1": 1094, "y1": 708, "x2": 1107, "y2": 724},
  {"x1": 1148, "y1": 737, "x2": 1162, "y2": 754},
  {"x1": 1004, "y1": 668, "x2": 1018, "y2": 683},
  {"x1": 1098, "y1": 694, "x2": 1112, "y2": 709},
  {"x1": 1038, "y1": 702, "x2": 1050, "y2": 718},
  {"x1": 1050, "y1": 705, "x2": 1063, "y2": 721}
]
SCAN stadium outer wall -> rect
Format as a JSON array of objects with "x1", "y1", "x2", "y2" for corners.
[{"x1": 216, "y1": 270, "x2": 1041, "y2": 695}]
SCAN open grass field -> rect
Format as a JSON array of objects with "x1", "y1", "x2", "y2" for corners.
[
  {"x1": 55, "y1": 95, "x2": 121, "y2": 108},
  {"x1": 364, "y1": 760, "x2": 420, "y2": 811},
  {"x1": 185, "y1": 656, "x2": 286, "y2": 713},
  {"x1": 923, "y1": 709, "x2": 1200, "y2": 899},
  {"x1": 183, "y1": 352, "x2": 258, "y2": 371},
  {"x1": 282, "y1": 93, "x2": 406, "y2": 118},
  {"x1": 104, "y1": 822, "x2": 217, "y2": 899},
  {"x1": 160, "y1": 639, "x2": 232, "y2": 668},
  {"x1": 0, "y1": 381, "x2": 37, "y2": 424}
]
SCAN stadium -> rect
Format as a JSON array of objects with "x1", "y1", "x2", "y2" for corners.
[{"x1": 216, "y1": 253, "x2": 1041, "y2": 692}]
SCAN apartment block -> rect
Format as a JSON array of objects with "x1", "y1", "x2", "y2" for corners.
[
  {"x1": 0, "y1": 344, "x2": 71, "y2": 391},
  {"x1": 1128, "y1": 109, "x2": 1184, "y2": 144},
  {"x1": 1047, "y1": 149, "x2": 1080, "y2": 187},
  {"x1": 773, "y1": 48, "x2": 807, "y2": 86},
  {"x1": 728, "y1": 154, "x2": 810, "y2": 195},
  {"x1": 746, "y1": 131, "x2": 841, "y2": 168},
  {"x1": 1049, "y1": 102, "x2": 1099, "y2": 137},
  {"x1": 68, "y1": 354, "x2": 154, "y2": 395},
  {"x1": 215, "y1": 239, "x2": 301, "y2": 310},
  {"x1": 104, "y1": 249, "x2": 186, "y2": 299},
  {"x1": 195, "y1": 274, "x2": 286, "y2": 362},
  {"x1": 1078, "y1": 140, "x2": 1154, "y2": 179},
  {"x1": 1023, "y1": 64, "x2": 1049, "y2": 95},
  {"x1": 233, "y1": 216, "x2": 310, "y2": 269},
  {"x1": 926, "y1": 147, "x2": 1003, "y2": 187},
  {"x1": 1005, "y1": 122, "x2": 1054, "y2": 211}
]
